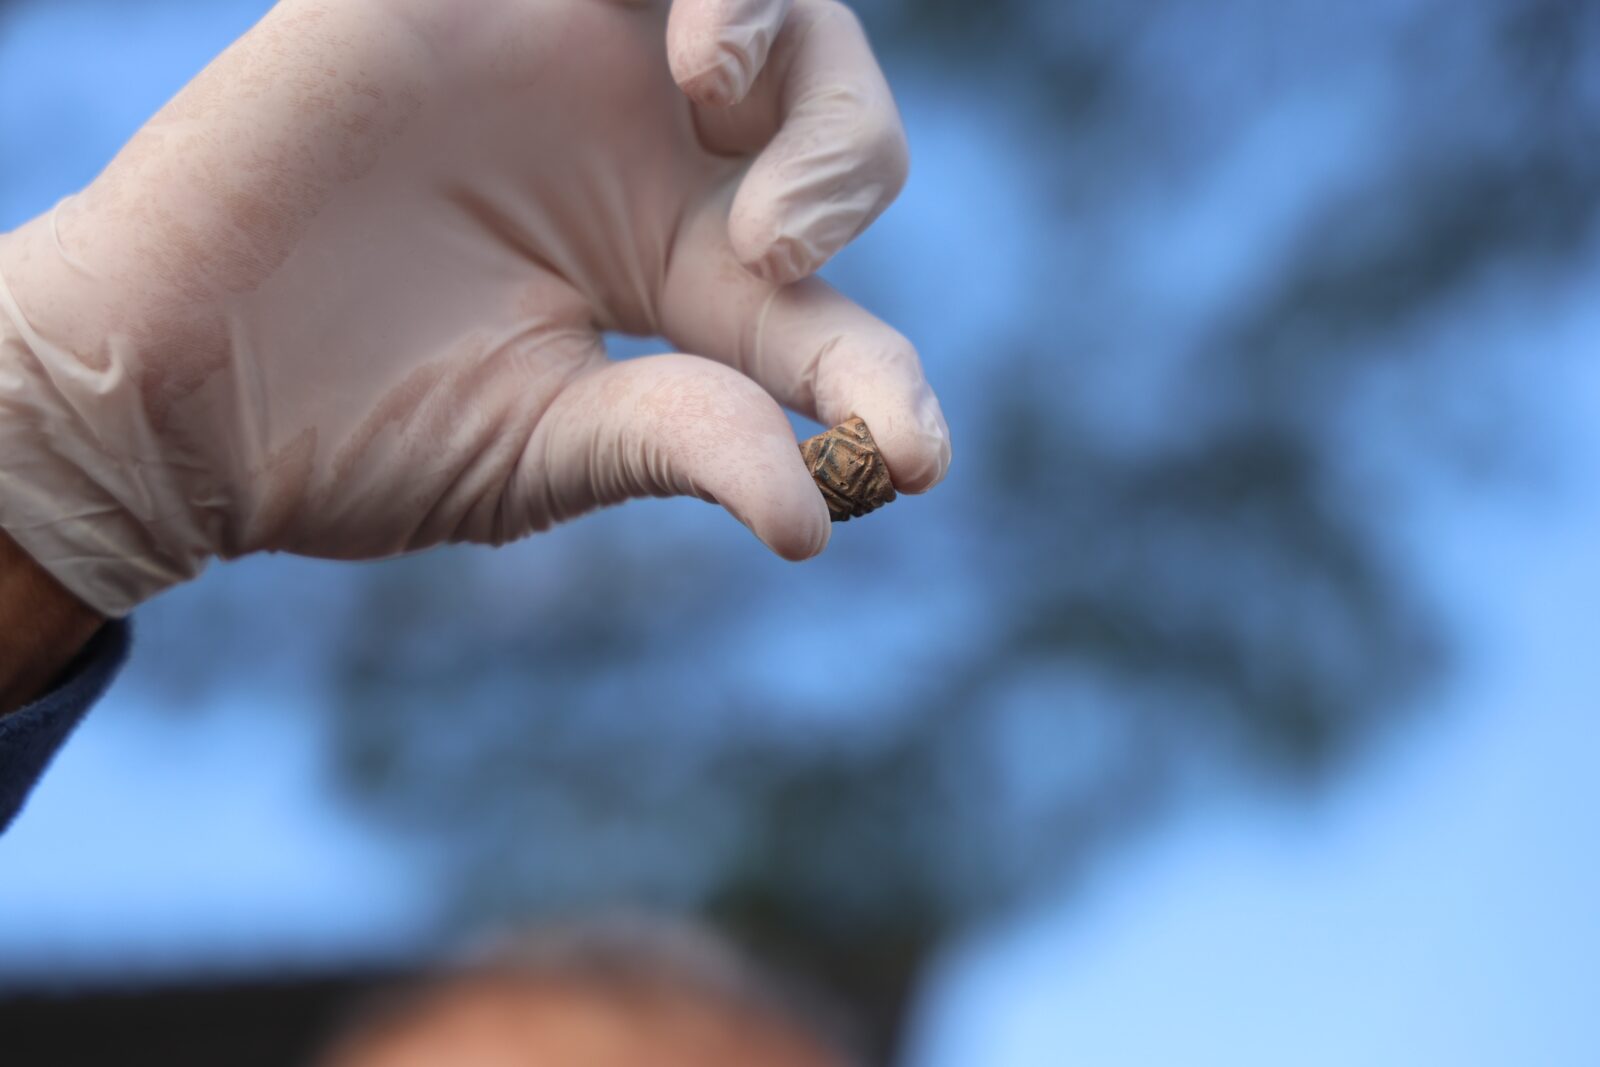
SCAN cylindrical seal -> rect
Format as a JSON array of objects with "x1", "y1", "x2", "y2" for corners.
[{"x1": 800, "y1": 417, "x2": 897, "y2": 522}]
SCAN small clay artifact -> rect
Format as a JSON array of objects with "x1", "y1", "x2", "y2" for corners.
[{"x1": 800, "y1": 416, "x2": 897, "y2": 522}]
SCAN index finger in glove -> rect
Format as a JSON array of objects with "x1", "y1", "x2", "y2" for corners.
[
  {"x1": 697, "y1": 0, "x2": 910, "y2": 285},
  {"x1": 662, "y1": 209, "x2": 951, "y2": 495},
  {"x1": 667, "y1": 0, "x2": 794, "y2": 105}
]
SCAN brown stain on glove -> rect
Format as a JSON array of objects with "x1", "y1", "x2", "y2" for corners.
[{"x1": 800, "y1": 416, "x2": 896, "y2": 522}]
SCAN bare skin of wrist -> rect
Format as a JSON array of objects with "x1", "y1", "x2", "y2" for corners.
[{"x1": 0, "y1": 526, "x2": 105, "y2": 715}]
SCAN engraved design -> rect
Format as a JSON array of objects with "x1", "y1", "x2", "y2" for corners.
[{"x1": 800, "y1": 416, "x2": 897, "y2": 522}]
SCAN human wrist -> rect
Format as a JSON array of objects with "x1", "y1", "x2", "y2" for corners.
[
  {"x1": 0, "y1": 272, "x2": 103, "y2": 711},
  {"x1": 0, "y1": 523, "x2": 105, "y2": 716}
]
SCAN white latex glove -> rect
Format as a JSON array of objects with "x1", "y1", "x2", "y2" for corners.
[{"x1": 0, "y1": 0, "x2": 951, "y2": 618}]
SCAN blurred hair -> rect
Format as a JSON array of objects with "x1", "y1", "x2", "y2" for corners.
[{"x1": 322, "y1": 913, "x2": 863, "y2": 1067}]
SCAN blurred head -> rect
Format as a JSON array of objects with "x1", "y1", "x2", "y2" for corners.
[{"x1": 319, "y1": 917, "x2": 856, "y2": 1067}]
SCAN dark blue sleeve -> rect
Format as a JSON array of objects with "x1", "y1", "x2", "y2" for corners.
[{"x1": 0, "y1": 619, "x2": 130, "y2": 832}]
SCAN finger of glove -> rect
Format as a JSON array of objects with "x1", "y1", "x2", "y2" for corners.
[
  {"x1": 725, "y1": 0, "x2": 909, "y2": 285},
  {"x1": 524, "y1": 353, "x2": 830, "y2": 560},
  {"x1": 668, "y1": 0, "x2": 794, "y2": 106},
  {"x1": 662, "y1": 227, "x2": 950, "y2": 494}
]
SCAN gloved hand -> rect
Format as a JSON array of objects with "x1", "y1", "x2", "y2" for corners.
[{"x1": 0, "y1": 0, "x2": 951, "y2": 618}]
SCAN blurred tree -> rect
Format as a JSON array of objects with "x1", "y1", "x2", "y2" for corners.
[{"x1": 316, "y1": 0, "x2": 1600, "y2": 1061}]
